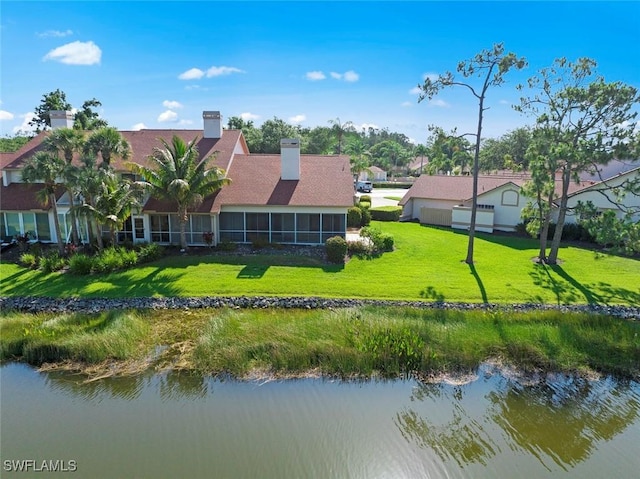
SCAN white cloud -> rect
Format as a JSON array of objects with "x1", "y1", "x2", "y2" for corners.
[
  {"x1": 131, "y1": 123, "x2": 147, "y2": 131},
  {"x1": 401, "y1": 101, "x2": 413, "y2": 107},
  {"x1": 408, "y1": 137, "x2": 417, "y2": 145},
  {"x1": 163, "y1": 100, "x2": 183, "y2": 110},
  {"x1": 240, "y1": 112, "x2": 260, "y2": 121},
  {"x1": 12, "y1": 112, "x2": 37, "y2": 134},
  {"x1": 289, "y1": 114, "x2": 306, "y2": 124},
  {"x1": 0, "y1": 110, "x2": 14, "y2": 120},
  {"x1": 429, "y1": 99, "x2": 450, "y2": 108},
  {"x1": 328, "y1": 70, "x2": 359, "y2": 82},
  {"x1": 157, "y1": 110, "x2": 178, "y2": 122},
  {"x1": 43, "y1": 40, "x2": 101, "y2": 65},
  {"x1": 206, "y1": 66, "x2": 244, "y2": 77},
  {"x1": 185, "y1": 84, "x2": 208, "y2": 91},
  {"x1": 179, "y1": 68, "x2": 205, "y2": 80},
  {"x1": 499, "y1": 99, "x2": 510, "y2": 105},
  {"x1": 409, "y1": 86, "x2": 422, "y2": 95},
  {"x1": 38, "y1": 29, "x2": 73, "y2": 38},
  {"x1": 343, "y1": 70, "x2": 359, "y2": 82},
  {"x1": 424, "y1": 72, "x2": 439, "y2": 82},
  {"x1": 306, "y1": 71, "x2": 326, "y2": 81}
]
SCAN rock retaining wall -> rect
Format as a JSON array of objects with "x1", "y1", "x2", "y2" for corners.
[{"x1": 1, "y1": 296, "x2": 638, "y2": 319}]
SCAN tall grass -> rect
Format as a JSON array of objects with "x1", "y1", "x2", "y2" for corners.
[
  {"x1": 0, "y1": 310, "x2": 149, "y2": 364},
  {"x1": 2, "y1": 307, "x2": 638, "y2": 379}
]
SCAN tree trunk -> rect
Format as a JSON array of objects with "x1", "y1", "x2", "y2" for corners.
[
  {"x1": 179, "y1": 206, "x2": 188, "y2": 251},
  {"x1": 66, "y1": 187, "x2": 80, "y2": 245},
  {"x1": 548, "y1": 168, "x2": 571, "y2": 264},
  {"x1": 466, "y1": 95, "x2": 485, "y2": 265},
  {"x1": 50, "y1": 193, "x2": 65, "y2": 255}
]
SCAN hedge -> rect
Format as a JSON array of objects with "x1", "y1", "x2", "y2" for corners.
[{"x1": 370, "y1": 206, "x2": 402, "y2": 222}]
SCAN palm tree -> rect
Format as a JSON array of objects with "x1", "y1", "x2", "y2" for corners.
[
  {"x1": 414, "y1": 144, "x2": 428, "y2": 175},
  {"x1": 130, "y1": 135, "x2": 230, "y2": 251},
  {"x1": 21, "y1": 151, "x2": 66, "y2": 254},
  {"x1": 328, "y1": 117, "x2": 354, "y2": 155},
  {"x1": 81, "y1": 170, "x2": 145, "y2": 246},
  {"x1": 344, "y1": 136, "x2": 371, "y2": 182},
  {"x1": 85, "y1": 127, "x2": 131, "y2": 167},
  {"x1": 44, "y1": 128, "x2": 86, "y2": 244},
  {"x1": 75, "y1": 155, "x2": 107, "y2": 250}
]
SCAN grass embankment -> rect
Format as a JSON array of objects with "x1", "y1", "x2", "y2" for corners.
[
  {"x1": 1, "y1": 222, "x2": 639, "y2": 305},
  {"x1": 2, "y1": 307, "x2": 638, "y2": 380}
]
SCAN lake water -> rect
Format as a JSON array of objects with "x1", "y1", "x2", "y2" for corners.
[{"x1": 1, "y1": 362, "x2": 639, "y2": 478}]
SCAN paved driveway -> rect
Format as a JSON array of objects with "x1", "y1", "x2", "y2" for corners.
[{"x1": 355, "y1": 188, "x2": 409, "y2": 207}]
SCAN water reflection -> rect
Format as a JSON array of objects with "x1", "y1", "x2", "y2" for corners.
[
  {"x1": 44, "y1": 369, "x2": 211, "y2": 401},
  {"x1": 489, "y1": 375, "x2": 640, "y2": 471},
  {"x1": 395, "y1": 366, "x2": 640, "y2": 472}
]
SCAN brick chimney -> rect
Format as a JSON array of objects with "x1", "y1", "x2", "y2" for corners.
[
  {"x1": 203, "y1": 111, "x2": 222, "y2": 139},
  {"x1": 50, "y1": 110, "x2": 74, "y2": 130},
  {"x1": 280, "y1": 139, "x2": 300, "y2": 180}
]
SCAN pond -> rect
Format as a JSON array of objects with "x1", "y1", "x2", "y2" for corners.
[{"x1": 1, "y1": 362, "x2": 639, "y2": 478}]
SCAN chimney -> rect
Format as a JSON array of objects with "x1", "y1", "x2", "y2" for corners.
[
  {"x1": 50, "y1": 110, "x2": 74, "y2": 130},
  {"x1": 280, "y1": 138, "x2": 300, "y2": 180},
  {"x1": 203, "y1": 111, "x2": 222, "y2": 139}
]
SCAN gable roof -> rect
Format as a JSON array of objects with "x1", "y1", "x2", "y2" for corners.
[
  {"x1": 399, "y1": 174, "x2": 529, "y2": 205},
  {"x1": 569, "y1": 165, "x2": 640, "y2": 198}
]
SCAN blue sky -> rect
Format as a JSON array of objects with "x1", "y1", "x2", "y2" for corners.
[{"x1": 1, "y1": 1, "x2": 639, "y2": 144}]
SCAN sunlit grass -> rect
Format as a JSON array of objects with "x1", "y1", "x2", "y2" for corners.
[{"x1": 1, "y1": 222, "x2": 638, "y2": 305}]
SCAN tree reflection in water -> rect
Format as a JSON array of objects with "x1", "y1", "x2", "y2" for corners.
[{"x1": 395, "y1": 367, "x2": 639, "y2": 471}]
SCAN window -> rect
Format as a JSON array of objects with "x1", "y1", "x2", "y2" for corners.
[
  {"x1": 190, "y1": 215, "x2": 212, "y2": 244},
  {"x1": 5, "y1": 213, "x2": 20, "y2": 239},
  {"x1": 321, "y1": 214, "x2": 346, "y2": 242},
  {"x1": 271, "y1": 213, "x2": 295, "y2": 243},
  {"x1": 35, "y1": 213, "x2": 51, "y2": 241},
  {"x1": 501, "y1": 190, "x2": 519, "y2": 207},
  {"x1": 219, "y1": 212, "x2": 245, "y2": 242},
  {"x1": 296, "y1": 213, "x2": 320, "y2": 244},
  {"x1": 246, "y1": 213, "x2": 269, "y2": 242},
  {"x1": 150, "y1": 215, "x2": 170, "y2": 243}
]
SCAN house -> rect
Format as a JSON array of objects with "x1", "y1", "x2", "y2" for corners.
[
  {"x1": 358, "y1": 165, "x2": 388, "y2": 182},
  {"x1": 0, "y1": 111, "x2": 355, "y2": 247},
  {"x1": 398, "y1": 168, "x2": 636, "y2": 233}
]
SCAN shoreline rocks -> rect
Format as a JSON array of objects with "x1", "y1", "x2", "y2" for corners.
[{"x1": 1, "y1": 296, "x2": 638, "y2": 319}]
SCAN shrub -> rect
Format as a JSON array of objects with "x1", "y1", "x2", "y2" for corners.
[
  {"x1": 40, "y1": 252, "x2": 67, "y2": 274},
  {"x1": 136, "y1": 243, "x2": 164, "y2": 263},
  {"x1": 19, "y1": 253, "x2": 39, "y2": 269},
  {"x1": 68, "y1": 254, "x2": 94, "y2": 275},
  {"x1": 347, "y1": 240, "x2": 372, "y2": 256},
  {"x1": 325, "y1": 236, "x2": 348, "y2": 264},
  {"x1": 361, "y1": 226, "x2": 395, "y2": 252},
  {"x1": 359, "y1": 206, "x2": 371, "y2": 227},
  {"x1": 358, "y1": 200, "x2": 371, "y2": 209},
  {"x1": 347, "y1": 207, "x2": 362, "y2": 228},
  {"x1": 251, "y1": 237, "x2": 269, "y2": 250},
  {"x1": 359, "y1": 194, "x2": 372, "y2": 203},
  {"x1": 370, "y1": 206, "x2": 402, "y2": 222},
  {"x1": 92, "y1": 247, "x2": 138, "y2": 274}
]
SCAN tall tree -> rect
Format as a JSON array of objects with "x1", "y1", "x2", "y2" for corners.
[
  {"x1": 328, "y1": 117, "x2": 354, "y2": 154},
  {"x1": 418, "y1": 43, "x2": 526, "y2": 264},
  {"x1": 424, "y1": 126, "x2": 473, "y2": 175},
  {"x1": 344, "y1": 135, "x2": 371, "y2": 181},
  {"x1": 84, "y1": 127, "x2": 131, "y2": 167},
  {"x1": 44, "y1": 128, "x2": 86, "y2": 244},
  {"x1": 479, "y1": 127, "x2": 532, "y2": 172},
  {"x1": 413, "y1": 144, "x2": 429, "y2": 175},
  {"x1": 21, "y1": 151, "x2": 66, "y2": 254},
  {"x1": 29, "y1": 89, "x2": 72, "y2": 132},
  {"x1": 73, "y1": 98, "x2": 108, "y2": 130},
  {"x1": 516, "y1": 57, "x2": 639, "y2": 264},
  {"x1": 130, "y1": 135, "x2": 230, "y2": 251},
  {"x1": 75, "y1": 154, "x2": 106, "y2": 250},
  {"x1": 83, "y1": 170, "x2": 145, "y2": 246},
  {"x1": 259, "y1": 118, "x2": 300, "y2": 153}
]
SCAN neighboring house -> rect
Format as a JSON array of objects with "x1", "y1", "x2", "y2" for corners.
[
  {"x1": 566, "y1": 166, "x2": 640, "y2": 223},
  {"x1": 398, "y1": 169, "x2": 636, "y2": 234},
  {"x1": 399, "y1": 174, "x2": 532, "y2": 233},
  {"x1": 0, "y1": 111, "x2": 354, "y2": 246},
  {"x1": 358, "y1": 166, "x2": 388, "y2": 182}
]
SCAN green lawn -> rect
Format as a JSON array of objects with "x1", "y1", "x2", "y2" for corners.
[{"x1": 1, "y1": 222, "x2": 638, "y2": 305}]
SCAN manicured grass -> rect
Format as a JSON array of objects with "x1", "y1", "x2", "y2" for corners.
[
  {"x1": 1, "y1": 222, "x2": 638, "y2": 305},
  {"x1": 3, "y1": 307, "x2": 638, "y2": 379},
  {"x1": 383, "y1": 196, "x2": 402, "y2": 201}
]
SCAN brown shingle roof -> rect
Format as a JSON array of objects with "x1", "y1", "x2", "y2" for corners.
[
  {"x1": 400, "y1": 174, "x2": 529, "y2": 205},
  {"x1": 0, "y1": 183, "x2": 63, "y2": 211},
  {"x1": 211, "y1": 154, "x2": 354, "y2": 213}
]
